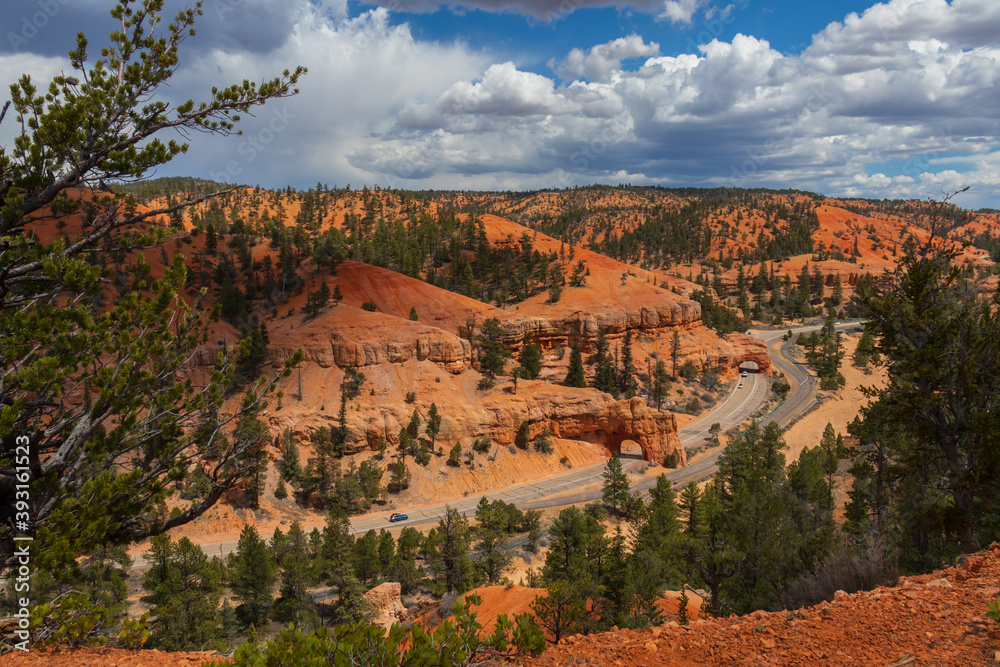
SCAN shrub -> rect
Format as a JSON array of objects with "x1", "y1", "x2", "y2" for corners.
[
  {"x1": 361, "y1": 301, "x2": 377, "y2": 312},
  {"x1": 472, "y1": 437, "x2": 492, "y2": 454},
  {"x1": 678, "y1": 360, "x2": 699, "y2": 381},
  {"x1": 772, "y1": 380, "x2": 791, "y2": 399},
  {"x1": 532, "y1": 429, "x2": 554, "y2": 454},
  {"x1": 780, "y1": 535, "x2": 898, "y2": 610},
  {"x1": 415, "y1": 445, "x2": 432, "y2": 467},
  {"x1": 28, "y1": 593, "x2": 151, "y2": 650},
  {"x1": 207, "y1": 595, "x2": 544, "y2": 666}
]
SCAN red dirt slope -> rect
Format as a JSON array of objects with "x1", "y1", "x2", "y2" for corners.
[{"x1": 519, "y1": 545, "x2": 1000, "y2": 666}]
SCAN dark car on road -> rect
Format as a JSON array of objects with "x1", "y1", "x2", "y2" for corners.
[{"x1": 388, "y1": 512, "x2": 408, "y2": 522}]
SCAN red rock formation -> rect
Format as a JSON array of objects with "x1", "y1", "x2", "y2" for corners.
[
  {"x1": 481, "y1": 382, "x2": 685, "y2": 466},
  {"x1": 266, "y1": 307, "x2": 473, "y2": 374},
  {"x1": 363, "y1": 582, "x2": 409, "y2": 631}
]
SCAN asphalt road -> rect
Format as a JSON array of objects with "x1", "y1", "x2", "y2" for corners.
[{"x1": 140, "y1": 321, "x2": 861, "y2": 565}]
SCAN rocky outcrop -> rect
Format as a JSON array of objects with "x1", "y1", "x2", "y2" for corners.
[
  {"x1": 268, "y1": 329, "x2": 471, "y2": 373},
  {"x1": 502, "y1": 301, "x2": 702, "y2": 351},
  {"x1": 262, "y1": 306, "x2": 475, "y2": 374},
  {"x1": 722, "y1": 332, "x2": 771, "y2": 373},
  {"x1": 363, "y1": 582, "x2": 409, "y2": 631},
  {"x1": 481, "y1": 384, "x2": 685, "y2": 466}
]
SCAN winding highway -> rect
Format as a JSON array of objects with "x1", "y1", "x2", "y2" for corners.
[{"x1": 147, "y1": 322, "x2": 862, "y2": 570}]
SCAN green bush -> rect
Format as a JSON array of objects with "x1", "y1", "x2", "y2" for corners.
[
  {"x1": 29, "y1": 593, "x2": 150, "y2": 650},
  {"x1": 987, "y1": 596, "x2": 1000, "y2": 623},
  {"x1": 205, "y1": 594, "x2": 544, "y2": 666}
]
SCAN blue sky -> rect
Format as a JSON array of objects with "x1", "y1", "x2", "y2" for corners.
[
  {"x1": 387, "y1": 0, "x2": 881, "y2": 67},
  {"x1": 2, "y1": 0, "x2": 999, "y2": 207}
]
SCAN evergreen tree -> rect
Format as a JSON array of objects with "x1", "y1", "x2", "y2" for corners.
[
  {"x1": 797, "y1": 262, "x2": 812, "y2": 303},
  {"x1": 592, "y1": 327, "x2": 617, "y2": 394},
  {"x1": 832, "y1": 273, "x2": 844, "y2": 305},
  {"x1": 671, "y1": 331, "x2": 682, "y2": 379},
  {"x1": 618, "y1": 329, "x2": 638, "y2": 398},
  {"x1": 570, "y1": 260, "x2": 588, "y2": 287},
  {"x1": 477, "y1": 317, "x2": 511, "y2": 378},
  {"x1": 230, "y1": 526, "x2": 276, "y2": 629},
  {"x1": 279, "y1": 428, "x2": 302, "y2": 485},
  {"x1": 388, "y1": 460, "x2": 411, "y2": 493},
  {"x1": 334, "y1": 392, "x2": 349, "y2": 457},
  {"x1": 235, "y1": 417, "x2": 272, "y2": 509},
  {"x1": 857, "y1": 231, "x2": 1000, "y2": 557},
  {"x1": 426, "y1": 403, "x2": 442, "y2": 447},
  {"x1": 142, "y1": 536, "x2": 225, "y2": 651},
  {"x1": 818, "y1": 423, "x2": 840, "y2": 510},
  {"x1": 274, "y1": 522, "x2": 317, "y2": 627},
  {"x1": 0, "y1": 1, "x2": 304, "y2": 576},
  {"x1": 515, "y1": 420, "x2": 531, "y2": 450},
  {"x1": 563, "y1": 342, "x2": 587, "y2": 388},
  {"x1": 651, "y1": 359, "x2": 670, "y2": 410},
  {"x1": 678, "y1": 481, "x2": 701, "y2": 533},
  {"x1": 427, "y1": 508, "x2": 476, "y2": 593},
  {"x1": 601, "y1": 454, "x2": 630, "y2": 513},
  {"x1": 853, "y1": 328, "x2": 878, "y2": 366},
  {"x1": 357, "y1": 459, "x2": 384, "y2": 505},
  {"x1": 408, "y1": 306, "x2": 419, "y2": 321},
  {"x1": 518, "y1": 334, "x2": 543, "y2": 380},
  {"x1": 474, "y1": 497, "x2": 513, "y2": 583},
  {"x1": 448, "y1": 442, "x2": 463, "y2": 466}
]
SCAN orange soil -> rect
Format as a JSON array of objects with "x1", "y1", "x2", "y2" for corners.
[{"x1": 519, "y1": 545, "x2": 1000, "y2": 666}]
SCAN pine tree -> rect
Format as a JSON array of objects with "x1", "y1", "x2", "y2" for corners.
[
  {"x1": 477, "y1": 317, "x2": 511, "y2": 378},
  {"x1": 856, "y1": 231, "x2": 1000, "y2": 556},
  {"x1": 832, "y1": 273, "x2": 844, "y2": 305},
  {"x1": 231, "y1": 526, "x2": 276, "y2": 629},
  {"x1": 651, "y1": 360, "x2": 670, "y2": 410},
  {"x1": 426, "y1": 403, "x2": 442, "y2": 447},
  {"x1": 515, "y1": 420, "x2": 531, "y2": 450},
  {"x1": 619, "y1": 329, "x2": 638, "y2": 398},
  {"x1": 236, "y1": 417, "x2": 272, "y2": 510},
  {"x1": 518, "y1": 334, "x2": 543, "y2": 380},
  {"x1": 671, "y1": 331, "x2": 682, "y2": 379},
  {"x1": 278, "y1": 428, "x2": 302, "y2": 487},
  {"x1": 408, "y1": 306, "x2": 419, "y2": 321},
  {"x1": 389, "y1": 460, "x2": 411, "y2": 493},
  {"x1": 427, "y1": 508, "x2": 475, "y2": 593},
  {"x1": 0, "y1": 0, "x2": 306, "y2": 578},
  {"x1": 274, "y1": 522, "x2": 317, "y2": 627},
  {"x1": 678, "y1": 481, "x2": 701, "y2": 533},
  {"x1": 818, "y1": 423, "x2": 840, "y2": 510},
  {"x1": 601, "y1": 454, "x2": 630, "y2": 513},
  {"x1": 142, "y1": 536, "x2": 225, "y2": 651},
  {"x1": 592, "y1": 327, "x2": 617, "y2": 394},
  {"x1": 474, "y1": 497, "x2": 513, "y2": 583},
  {"x1": 334, "y1": 393, "x2": 349, "y2": 457},
  {"x1": 563, "y1": 342, "x2": 587, "y2": 388}
]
